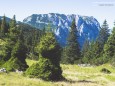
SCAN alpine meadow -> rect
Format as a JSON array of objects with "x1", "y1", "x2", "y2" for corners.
[{"x1": 0, "y1": 0, "x2": 115, "y2": 86}]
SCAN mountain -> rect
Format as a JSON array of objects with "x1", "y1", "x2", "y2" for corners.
[
  {"x1": 23, "y1": 13, "x2": 100, "y2": 47},
  {"x1": 0, "y1": 16, "x2": 11, "y2": 22}
]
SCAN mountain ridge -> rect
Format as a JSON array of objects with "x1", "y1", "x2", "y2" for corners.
[{"x1": 23, "y1": 13, "x2": 100, "y2": 47}]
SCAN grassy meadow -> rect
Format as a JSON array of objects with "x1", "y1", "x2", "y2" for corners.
[{"x1": 0, "y1": 59, "x2": 115, "y2": 86}]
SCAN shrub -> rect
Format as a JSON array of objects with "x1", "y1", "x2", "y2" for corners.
[
  {"x1": 0, "y1": 39, "x2": 12, "y2": 66},
  {"x1": 25, "y1": 58, "x2": 62, "y2": 81},
  {"x1": 100, "y1": 68, "x2": 111, "y2": 74},
  {"x1": 3, "y1": 40, "x2": 28, "y2": 71},
  {"x1": 25, "y1": 32, "x2": 62, "y2": 81},
  {"x1": 3, "y1": 58, "x2": 28, "y2": 71}
]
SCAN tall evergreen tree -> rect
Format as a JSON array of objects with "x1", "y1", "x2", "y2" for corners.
[
  {"x1": 1, "y1": 15, "x2": 8, "y2": 35},
  {"x1": 9, "y1": 15, "x2": 16, "y2": 28},
  {"x1": 0, "y1": 19, "x2": 1, "y2": 28},
  {"x1": 82, "y1": 40, "x2": 95, "y2": 64},
  {"x1": 9, "y1": 15, "x2": 19, "y2": 42},
  {"x1": 3, "y1": 38, "x2": 28, "y2": 71},
  {"x1": 97, "y1": 20, "x2": 110, "y2": 50},
  {"x1": 0, "y1": 19, "x2": 2, "y2": 37},
  {"x1": 90, "y1": 20, "x2": 110, "y2": 64},
  {"x1": 25, "y1": 32, "x2": 62, "y2": 81},
  {"x1": 81, "y1": 38, "x2": 90, "y2": 57},
  {"x1": 82, "y1": 20, "x2": 110, "y2": 65},
  {"x1": 102, "y1": 22, "x2": 115, "y2": 64},
  {"x1": 64, "y1": 18, "x2": 81, "y2": 64}
]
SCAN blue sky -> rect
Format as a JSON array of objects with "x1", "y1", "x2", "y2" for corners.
[{"x1": 0, "y1": 0, "x2": 115, "y2": 28}]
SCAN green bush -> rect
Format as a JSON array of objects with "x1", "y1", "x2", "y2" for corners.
[
  {"x1": 3, "y1": 57, "x2": 28, "y2": 71},
  {"x1": 3, "y1": 40, "x2": 28, "y2": 71},
  {"x1": 111, "y1": 56, "x2": 115, "y2": 67},
  {"x1": 25, "y1": 58, "x2": 62, "y2": 80},
  {"x1": 25, "y1": 32, "x2": 62, "y2": 81},
  {"x1": 0, "y1": 39, "x2": 12, "y2": 66},
  {"x1": 100, "y1": 68, "x2": 111, "y2": 74}
]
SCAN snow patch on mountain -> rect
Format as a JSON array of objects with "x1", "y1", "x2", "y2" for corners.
[{"x1": 23, "y1": 13, "x2": 100, "y2": 47}]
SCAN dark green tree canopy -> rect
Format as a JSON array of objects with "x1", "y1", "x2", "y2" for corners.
[
  {"x1": 97, "y1": 20, "x2": 110, "y2": 45},
  {"x1": 103, "y1": 22, "x2": 115, "y2": 61},
  {"x1": 10, "y1": 15, "x2": 16, "y2": 28},
  {"x1": 63, "y1": 18, "x2": 81, "y2": 64},
  {"x1": 3, "y1": 39, "x2": 28, "y2": 71},
  {"x1": 1, "y1": 15, "x2": 8, "y2": 35},
  {"x1": 25, "y1": 32, "x2": 62, "y2": 81}
]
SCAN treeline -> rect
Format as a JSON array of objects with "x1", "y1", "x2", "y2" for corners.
[
  {"x1": 0, "y1": 15, "x2": 114, "y2": 81},
  {"x1": 0, "y1": 15, "x2": 43, "y2": 70},
  {"x1": 0, "y1": 15, "x2": 63, "y2": 81},
  {"x1": 61, "y1": 19, "x2": 115, "y2": 66},
  {"x1": 0, "y1": 15, "x2": 43, "y2": 60}
]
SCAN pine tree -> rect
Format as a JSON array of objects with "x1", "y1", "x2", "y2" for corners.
[
  {"x1": 9, "y1": 15, "x2": 19, "y2": 42},
  {"x1": 102, "y1": 22, "x2": 115, "y2": 64},
  {"x1": 97, "y1": 20, "x2": 110, "y2": 50},
  {"x1": 25, "y1": 32, "x2": 62, "y2": 81},
  {"x1": 64, "y1": 18, "x2": 81, "y2": 64},
  {"x1": 3, "y1": 39, "x2": 28, "y2": 71},
  {"x1": 83, "y1": 20, "x2": 110, "y2": 65},
  {"x1": 81, "y1": 39, "x2": 90, "y2": 63},
  {"x1": 82, "y1": 40, "x2": 95, "y2": 64},
  {"x1": 0, "y1": 19, "x2": 1, "y2": 28},
  {"x1": 90, "y1": 20, "x2": 110, "y2": 64},
  {"x1": 1, "y1": 15, "x2": 8, "y2": 35},
  {"x1": 10, "y1": 15, "x2": 16, "y2": 28},
  {"x1": 81, "y1": 39, "x2": 90, "y2": 57},
  {"x1": 0, "y1": 19, "x2": 2, "y2": 37},
  {"x1": 0, "y1": 40, "x2": 12, "y2": 65}
]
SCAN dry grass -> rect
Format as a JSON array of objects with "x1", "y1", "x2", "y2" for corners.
[{"x1": 0, "y1": 59, "x2": 115, "y2": 86}]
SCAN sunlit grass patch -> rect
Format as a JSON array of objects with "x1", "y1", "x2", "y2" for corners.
[
  {"x1": 0, "y1": 59, "x2": 115, "y2": 86},
  {"x1": 105, "y1": 75, "x2": 115, "y2": 81}
]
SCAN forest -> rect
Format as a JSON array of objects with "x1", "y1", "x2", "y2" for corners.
[{"x1": 0, "y1": 15, "x2": 115, "y2": 86}]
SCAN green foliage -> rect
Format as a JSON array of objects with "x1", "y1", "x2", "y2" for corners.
[
  {"x1": 0, "y1": 15, "x2": 42, "y2": 71},
  {"x1": 102, "y1": 24, "x2": 115, "y2": 64},
  {"x1": 0, "y1": 15, "x2": 9, "y2": 36},
  {"x1": 25, "y1": 58, "x2": 62, "y2": 81},
  {"x1": 81, "y1": 39, "x2": 90, "y2": 63},
  {"x1": 62, "y1": 19, "x2": 81, "y2": 64},
  {"x1": 18, "y1": 23, "x2": 42, "y2": 60},
  {"x1": 81, "y1": 20, "x2": 110, "y2": 65},
  {"x1": 111, "y1": 56, "x2": 115, "y2": 66},
  {"x1": 100, "y1": 68, "x2": 111, "y2": 74},
  {"x1": 0, "y1": 42, "x2": 12, "y2": 66},
  {"x1": 98, "y1": 20, "x2": 110, "y2": 45},
  {"x1": 3, "y1": 40, "x2": 28, "y2": 71},
  {"x1": 3, "y1": 57, "x2": 27, "y2": 71},
  {"x1": 9, "y1": 15, "x2": 16, "y2": 28},
  {"x1": 25, "y1": 32, "x2": 62, "y2": 81},
  {"x1": 39, "y1": 33, "x2": 61, "y2": 64}
]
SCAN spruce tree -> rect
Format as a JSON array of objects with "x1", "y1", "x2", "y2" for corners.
[
  {"x1": 9, "y1": 15, "x2": 19, "y2": 42},
  {"x1": 81, "y1": 39, "x2": 90, "y2": 57},
  {"x1": 82, "y1": 40, "x2": 96, "y2": 64},
  {"x1": 1, "y1": 15, "x2": 8, "y2": 35},
  {"x1": 81, "y1": 39, "x2": 90, "y2": 63},
  {"x1": 9, "y1": 15, "x2": 16, "y2": 28},
  {"x1": 0, "y1": 40, "x2": 12, "y2": 66},
  {"x1": 63, "y1": 18, "x2": 80, "y2": 64},
  {"x1": 3, "y1": 38, "x2": 28, "y2": 71},
  {"x1": 102, "y1": 22, "x2": 115, "y2": 64},
  {"x1": 25, "y1": 32, "x2": 62, "y2": 81},
  {"x1": 91, "y1": 20, "x2": 110, "y2": 64},
  {"x1": 83, "y1": 20, "x2": 110, "y2": 65},
  {"x1": 0, "y1": 19, "x2": 1, "y2": 28},
  {"x1": 0, "y1": 19, "x2": 2, "y2": 37},
  {"x1": 97, "y1": 20, "x2": 110, "y2": 50}
]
